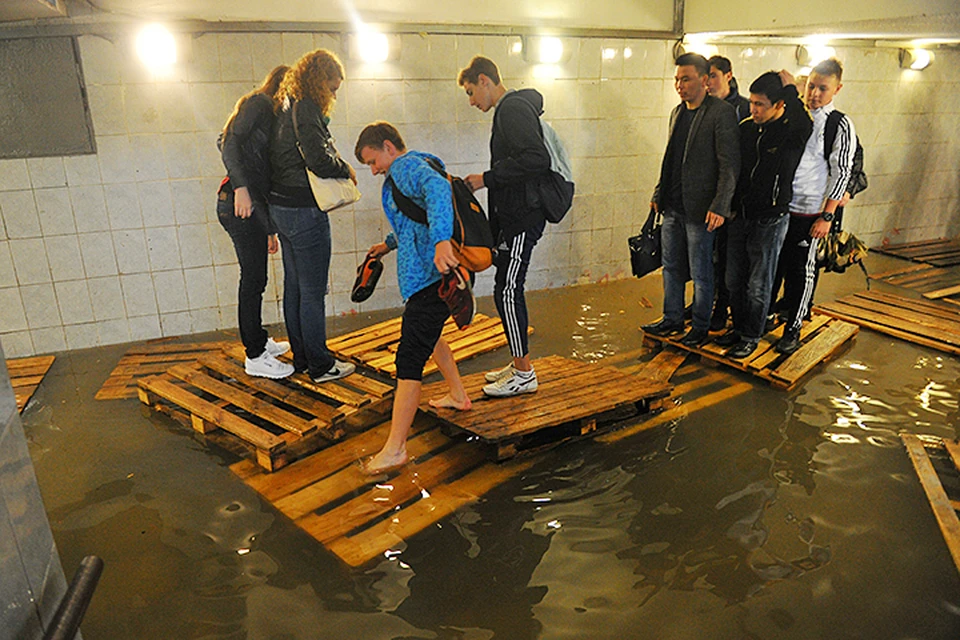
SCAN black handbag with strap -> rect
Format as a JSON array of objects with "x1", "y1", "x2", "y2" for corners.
[{"x1": 629, "y1": 207, "x2": 662, "y2": 279}]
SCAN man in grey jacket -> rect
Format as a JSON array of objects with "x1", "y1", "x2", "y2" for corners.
[{"x1": 643, "y1": 53, "x2": 741, "y2": 347}]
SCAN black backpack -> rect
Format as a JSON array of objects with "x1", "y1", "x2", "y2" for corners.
[
  {"x1": 824, "y1": 110, "x2": 867, "y2": 198},
  {"x1": 388, "y1": 158, "x2": 494, "y2": 273}
]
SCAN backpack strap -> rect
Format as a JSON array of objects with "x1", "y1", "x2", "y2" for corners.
[
  {"x1": 823, "y1": 110, "x2": 844, "y2": 162},
  {"x1": 386, "y1": 158, "x2": 448, "y2": 226}
]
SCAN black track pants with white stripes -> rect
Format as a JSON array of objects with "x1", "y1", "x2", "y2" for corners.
[
  {"x1": 493, "y1": 222, "x2": 544, "y2": 359},
  {"x1": 778, "y1": 214, "x2": 821, "y2": 333}
]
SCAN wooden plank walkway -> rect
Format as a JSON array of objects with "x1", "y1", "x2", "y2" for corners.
[
  {"x1": 229, "y1": 354, "x2": 750, "y2": 567},
  {"x1": 137, "y1": 347, "x2": 394, "y2": 472},
  {"x1": 642, "y1": 314, "x2": 858, "y2": 391},
  {"x1": 901, "y1": 434, "x2": 960, "y2": 579},
  {"x1": 327, "y1": 313, "x2": 531, "y2": 378},
  {"x1": 96, "y1": 340, "x2": 234, "y2": 400},
  {"x1": 868, "y1": 262, "x2": 960, "y2": 298},
  {"x1": 420, "y1": 355, "x2": 673, "y2": 460},
  {"x1": 874, "y1": 238, "x2": 960, "y2": 268},
  {"x1": 815, "y1": 291, "x2": 960, "y2": 356},
  {"x1": 6, "y1": 355, "x2": 55, "y2": 413}
]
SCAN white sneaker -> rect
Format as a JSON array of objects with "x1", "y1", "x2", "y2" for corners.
[
  {"x1": 484, "y1": 363, "x2": 514, "y2": 383},
  {"x1": 482, "y1": 368, "x2": 538, "y2": 397},
  {"x1": 245, "y1": 352, "x2": 295, "y2": 379},
  {"x1": 312, "y1": 360, "x2": 356, "y2": 383},
  {"x1": 265, "y1": 337, "x2": 290, "y2": 357}
]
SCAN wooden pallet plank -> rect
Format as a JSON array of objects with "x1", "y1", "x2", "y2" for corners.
[
  {"x1": 327, "y1": 316, "x2": 405, "y2": 350},
  {"x1": 138, "y1": 375, "x2": 285, "y2": 454},
  {"x1": 124, "y1": 341, "x2": 232, "y2": 356},
  {"x1": 826, "y1": 296, "x2": 960, "y2": 340},
  {"x1": 746, "y1": 314, "x2": 832, "y2": 372},
  {"x1": 816, "y1": 301, "x2": 960, "y2": 348},
  {"x1": 923, "y1": 284, "x2": 960, "y2": 300},
  {"x1": 167, "y1": 363, "x2": 318, "y2": 437},
  {"x1": 902, "y1": 433, "x2": 960, "y2": 578},
  {"x1": 883, "y1": 267, "x2": 953, "y2": 287},
  {"x1": 769, "y1": 320, "x2": 859, "y2": 383},
  {"x1": 875, "y1": 238, "x2": 950, "y2": 251},
  {"x1": 297, "y1": 443, "x2": 487, "y2": 543},
  {"x1": 636, "y1": 350, "x2": 689, "y2": 382},
  {"x1": 816, "y1": 304, "x2": 960, "y2": 356},
  {"x1": 11, "y1": 374, "x2": 45, "y2": 388},
  {"x1": 6, "y1": 355, "x2": 55, "y2": 373},
  {"x1": 869, "y1": 263, "x2": 935, "y2": 281},
  {"x1": 273, "y1": 427, "x2": 452, "y2": 520},
  {"x1": 857, "y1": 291, "x2": 960, "y2": 320},
  {"x1": 197, "y1": 353, "x2": 346, "y2": 424},
  {"x1": 944, "y1": 440, "x2": 960, "y2": 474},
  {"x1": 325, "y1": 457, "x2": 537, "y2": 567}
]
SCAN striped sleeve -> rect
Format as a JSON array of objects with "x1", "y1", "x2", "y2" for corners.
[{"x1": 826, "y1": 113, "x2": 856, "y2": 202}]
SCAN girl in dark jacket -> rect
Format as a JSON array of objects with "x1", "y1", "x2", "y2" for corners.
[
  {"x1": 218, "y1": 65, "x2": 294, "y2": 379},
  {"x1": 269, "y1": 49, "x2": 357, "y2": 383}
]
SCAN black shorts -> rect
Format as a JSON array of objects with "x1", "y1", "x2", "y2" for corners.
[{"x1": 395, "y1": 281, "x2": 450, "y2": 381}]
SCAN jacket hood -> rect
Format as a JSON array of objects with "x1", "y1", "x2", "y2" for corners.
[{"x1": 501, "y1": 88, "x2": 544, "y2": 115}]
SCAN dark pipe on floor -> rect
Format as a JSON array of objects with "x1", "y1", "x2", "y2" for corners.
[{"x1": 42, "y1": 555, "x2": 104, "y2": 640}]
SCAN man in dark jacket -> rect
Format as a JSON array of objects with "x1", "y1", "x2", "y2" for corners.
[
  {"x1": 716, "y1": 70, "x2": 813, "y2": 359},
  {"x1": 459, "y1": 55, "x2": 552, "y2": 398},
  {"x1": 643, "y1": 53, "x2": 740, "y2": 347}
]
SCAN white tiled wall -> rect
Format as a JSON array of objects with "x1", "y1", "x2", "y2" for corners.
[{"x1": 0, "y1": 31, "x2": 958, "y2": 357}]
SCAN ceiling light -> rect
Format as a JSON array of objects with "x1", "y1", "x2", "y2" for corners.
[
  {"x1": 539, "y1": 37, "x2": 563, "y2": 64},
  {"x1": 899, "y1": 48, "x2": 933, "y2": 70},
  {"x1": 136, "y1": 24, "x2": 176, "y2": 69},
  {"x1": 602, "y1": 48, "x2": 617, "y2": 60},
  {"x1": 796, "y1": 43, "x2": 836, "y2": 67},
  {"x1": 623, "y1": 47, "x2": 633, "y2": 59}
]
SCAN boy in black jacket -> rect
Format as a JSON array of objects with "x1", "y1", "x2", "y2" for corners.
[
  {"x1": 718, "y1": 70, "x2": 813, "y2": 358},
  {"x1": 459, "y1": 56, "x2": 551, "y2": 398}
]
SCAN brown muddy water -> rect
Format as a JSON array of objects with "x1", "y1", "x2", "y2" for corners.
[{"x1": 21, "y1": 256, "x2": 960, "y2": 639}]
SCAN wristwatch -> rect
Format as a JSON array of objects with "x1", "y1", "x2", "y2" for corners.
[{"x1": 819, "y1": 211, "x2": 835, "y2": 222}]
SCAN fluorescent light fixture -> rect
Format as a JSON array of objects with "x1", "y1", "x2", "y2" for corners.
[
  {"x1": 511, "y1": 40, "x2": 523, "y2": 55},
  {"x1": 796, "y1": 43, "x2": 836, "y2": 67},
  {"x1": 623, "y1": 47, "x2": 633, "y2": 59},
  {"x1": 136, "y1": 24, "x2": 176, "y2": 69},
  {"x1": 357, "y1": 30, "x2": 389, "y2": 63},
  {"x1": 899, "y1": 48, "x2": 933, "y2": 70},
  {"x1": 602, "y1": 48, "x2": 617, "y2": 60},
  {"x1": 539, "y1": 37, "x2": 563, "y2": 64}
]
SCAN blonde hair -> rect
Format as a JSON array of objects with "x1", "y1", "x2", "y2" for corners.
[
  {"x1": 222, "y1": 65, "x2": 288, "y2": 134},
  {"x1": 277, "y1": 49, "x2": 345, "y2": 117}
]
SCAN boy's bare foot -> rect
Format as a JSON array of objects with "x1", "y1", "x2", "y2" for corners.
[
  {"x1": 362, "y1": 448, "x2": 409, "y2": 475},
  {"x1": 428, "y1": 394, "x2": 472, "y2": 411}
]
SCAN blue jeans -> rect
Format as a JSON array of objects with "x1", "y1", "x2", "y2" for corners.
[
  {"x1": 660, "y1": 209, "x2": 716, "y2": 332},
  {"x1": 726, "y1": 213, "x2": 789, "y2": 341},
  {"x1": 269, "y1": 204, "x2": 334, "y2": 378},
  {"x1": 218, "y1": 198, "x2": 269, "y2": 360}
]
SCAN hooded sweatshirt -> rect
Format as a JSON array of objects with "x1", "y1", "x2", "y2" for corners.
[{"x1": 482, "y1": 88, "x2": 552, "y2": 239}]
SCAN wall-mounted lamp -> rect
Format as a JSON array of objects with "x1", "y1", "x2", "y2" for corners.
[
  {"x1": 674, "y1": 38, "x2": 718, "y2": 60},
  {"x1": 346, "y1": 30, "x2": 401, "y2": 63},
  {"x1": 899, "y1": 48, "x2": 933, "y2": 70},
  {"x1": 796, "y1": 43, "x2": 836, "y2": 67},
  {"x1": 522, "y1": 36, "x2": 571, "y2": 64},
  {"x1": 136, "y1": 24, "x2": 176, "y2": 70}
]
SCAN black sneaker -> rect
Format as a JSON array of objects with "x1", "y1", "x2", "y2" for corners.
[
  {"x1": 764, "y1": 315, "x2": 778, "y2": 334},
  {"x1": 679, "y1": 328, "x2": 710, "y2": 347},
  {"x1": 641, "y1": 319, "x2": 685, "y2": 337},
  {"x1": 709, "y1": 309, "x2": 728, "y2": 332},
  {"x1": 714, "y1": 330, "x2": 741, "y2": 347},
  {"x1": 311, "y1": 360, "x2": 356, "y2": 383},
  {"x1": 728, "y1": 340, "x2": 759, "y2": 359},
  {"x1": 775, "y1": 329, "x2": 801, "y2": 354}
]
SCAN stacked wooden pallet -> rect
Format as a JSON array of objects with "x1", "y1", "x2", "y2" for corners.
[
  {"x1": 816, "y1": 291, "x2": 960, "y2": 356},
  {"x1": 6, "y1": 355, "x2": 55, "y2": 412},
  {"x1": 328, "y1": 313, "x2": 531, "y2": 378},
  {"x1": 421, "y1": 355, "x2": 673, "y2": 460},
  {"x1": 96, "y1": 340, "x2": 234, "y2": 400},
  {"x1": 642, "y1": 314, "x2": 859, "y2": 391},
  {"x1": 874, "y1": 238, "x2": 960, "y2": 268},
  {"x1": 869, "y1": 263, "x2": 960, "y2": 300},
  {"x1": 138, "y1": 345, "x2": 394, "y2": 471}
]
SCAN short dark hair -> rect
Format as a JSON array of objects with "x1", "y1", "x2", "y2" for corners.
[
  {"x1": 675, "y1": 52, "x2": 709, "y2": 77},
  {"x1": 812, "y1": 57, "x2": 843, "y2": 81},
  {"x1": 354, "y1": 121, "x2": 406, "y2": 162},
  {"x1": 458, "y1": 55, "x2": 501, "y2": 86},
  {"x1": 749, "y1": 71, "x2": 784, "y2": 104},
  {"x1": 708, "y1": 55, "x2": 732, "y2": 75}
]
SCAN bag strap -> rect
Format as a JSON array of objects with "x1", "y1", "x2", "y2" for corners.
[
  {"x1": 290, "y1": 99, "x2": 306, "y2": 161},
  {"x1": 387, "y1": 158, "x2": 449, "y2": 226},
  {"x1": 823, "y1": 110, "x2": 843, "y2": 162}
]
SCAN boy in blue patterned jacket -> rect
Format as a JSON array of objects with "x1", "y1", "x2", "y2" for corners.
[{"x1": 355, "y1": 121, "x2": 472, "y2": 474}]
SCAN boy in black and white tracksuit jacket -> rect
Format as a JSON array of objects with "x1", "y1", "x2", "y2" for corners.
[{"x1": 774, "y1": 58, "x2": 856, "y2": 354}]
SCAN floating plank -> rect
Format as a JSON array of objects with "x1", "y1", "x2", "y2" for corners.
[
  {"x1": 328, "y1": 313, "x2": 531, "y2": 378},
  {"x1": 96, "y1": 341, "x2": 235, "y2": 400},
  {"x1": 6, "y1": 355, "x2": 55, "y2": 413},
  {"x1": 868, "y1": 263, "x2": 934, "y2": 281},
  {"x1": 816, "y1": 291, "x2": 960, "y2": 356},
  {"x1": 923, "y1": 284, "x2": 960, "y2": 300},
  {"x1": 421, "y1": 355, "x2": 672, "y2": 459},
  {"x1": 642, "y1": 314, "x2": 854, "y2": 391},
  {"x1": 902, "y1": 434, "x2": 960, "y2": 578}
]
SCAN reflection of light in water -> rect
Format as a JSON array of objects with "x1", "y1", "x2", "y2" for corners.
[
  {"x1": 847, "y1": 362, "x2": 868, "y2": 371},
  {"x1": 546, "y1": 519, "x2": 562, "y2": 529},
  {"x1": 237, "y1": 548, "x2": 250, "y2": 555},
  {"x1": 825, "y1": 432, "x2": 859, "y2": 444}
]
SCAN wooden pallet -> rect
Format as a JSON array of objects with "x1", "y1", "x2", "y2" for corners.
[
  {"x1": 901, "y1": 434, "x2": 960, "y2": 578},
  {"x1": 420, "y1": 355, "x2": 673, "y2": 460},
  {"x1": 137, "y1": 346, "x2": 394, "y2": 472},
  {"x1": 815, "y1": 291, "x2": 960, "y2": 356},
  {"x1": 6, "y1": 355, "x2": 55, "y2": 412},
  {"x1": 229, "y1": 354, "x2": 749, "y2": 567},
  {"x1": 869, "y1": 262, "x2": 960, "y2": 298},
  {"x1": 642, "y1": 314, "x2": 859, "y2": 391},
  {"x1": 874, "y1": 238, "x2": 960, "y2": 267},
  {"x1": 327, "y1": 313, "x2": 531, "y2": 378},
  {"x1": 96, "y1": 340, "x2": 235, "y2": 400}
]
